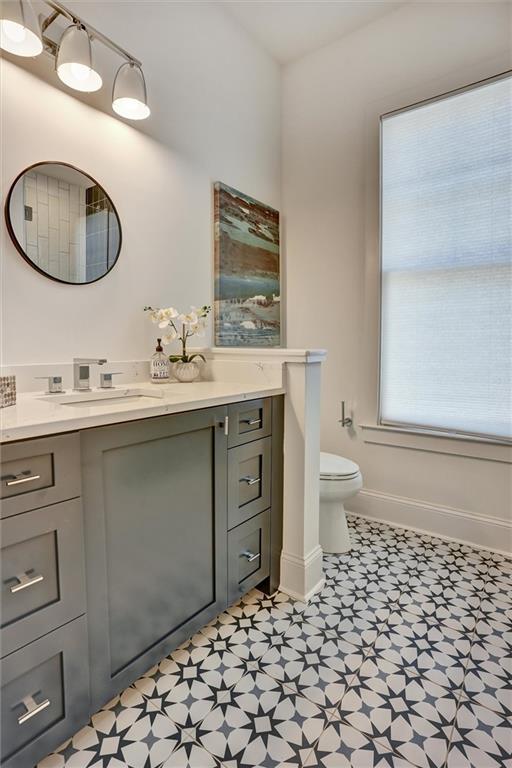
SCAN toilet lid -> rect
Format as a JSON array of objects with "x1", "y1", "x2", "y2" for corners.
[{"x1": 320, "y1": 452, "x2": 360, "y2": 479}]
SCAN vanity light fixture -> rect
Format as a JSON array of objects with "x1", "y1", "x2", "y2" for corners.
[
  {"x1": 0, "y1": 0, "x2": 43, "y2": 57},
  {"x1": 2, "y1": 0, "x2": 150, "y2": 120},
  {"x1": 56, "y1": 22, "x2": 102, "y2": 92},
  {"x1": 112, "y1": 61, "x2": 150, "y2": 121}
]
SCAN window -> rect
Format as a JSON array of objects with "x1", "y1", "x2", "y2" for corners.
[{"x1": 379, "y1": 74, "x2": 512, "y2": 442}]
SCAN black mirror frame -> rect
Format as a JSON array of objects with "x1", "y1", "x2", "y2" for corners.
[{"x1": 4, "y1": 161, "x2": 123, "y2": 286}]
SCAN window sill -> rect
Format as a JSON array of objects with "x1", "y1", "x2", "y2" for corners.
[{"x1": 360, "y1": 423, "x2": 512, "y2": 464}]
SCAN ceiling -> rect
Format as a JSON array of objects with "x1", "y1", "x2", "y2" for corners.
[{"x1": 220, "y1": 0, "x2": 401, "y2": 63}]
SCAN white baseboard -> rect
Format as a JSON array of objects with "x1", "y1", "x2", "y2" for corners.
[
  {"x1": 348, "y1": 489, "x2": 512, "y2": 557},
  {"x1": 279, "y1": 545, "x2": 325, "y2": 602}
]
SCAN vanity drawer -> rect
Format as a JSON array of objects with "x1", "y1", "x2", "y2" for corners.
[
  {"x1": 228, "y1": 510, "x2": 270, "y2": 603},
  {"x1": 228, "y1": 398, "x2": 271, "y2": 447},
  {"x1": 1, "y1": 499, "x2": 85, "y2": 657},
  {"x1": 1, "y1": 615, "x2": 90, "y2": 768},
  {"x1": 0, "y1": 433, "x2": 81, "y2": 518},
  {"x1": 228, "y1": 437, "x2": 271, "y2": 529}
]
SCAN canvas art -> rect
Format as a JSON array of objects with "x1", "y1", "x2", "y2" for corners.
[{"x1": 214, "y1": 182, "x2": 280, "y2": 347}]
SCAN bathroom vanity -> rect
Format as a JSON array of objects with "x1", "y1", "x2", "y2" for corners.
[{"x1": 0, "y1": 392, "x2": 284, "y2": 768}]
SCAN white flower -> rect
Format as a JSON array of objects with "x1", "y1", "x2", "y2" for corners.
[
  {"x1": 188, "y1": 320, "x2": 206, "y2": 337},
  {"x1": 150, "y1": 307, "x2": 177, "y2": 328},
  {"x1": 241, "y1": 320, "x2": 256, "y2": 329},
  {"x1": 179, "y1": 311, "x2": 199, "y2": 326},
  {"x1": 161, "y1": 329, "x2": 178, "y2": 345}
]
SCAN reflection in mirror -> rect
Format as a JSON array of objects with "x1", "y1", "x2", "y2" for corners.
[{"x1": 6, "y1": 162, "x2": 121, "y2": 284}]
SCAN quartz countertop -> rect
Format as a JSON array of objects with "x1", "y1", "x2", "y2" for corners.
[{"x1": 0, "y1": 380, "x2": 285, "y2": 443}]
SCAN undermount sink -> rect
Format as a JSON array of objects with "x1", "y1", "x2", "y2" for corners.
[{"x1": 38, "y1": 388, "x2": 166, "y2": 408}]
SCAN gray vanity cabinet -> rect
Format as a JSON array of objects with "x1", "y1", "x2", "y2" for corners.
[
  {"x1": 0, "y1": 394, "x2": 284, "y2": 766},
  {"x1": 81, "y1": 406, "x2": 229, "y2": 710}
]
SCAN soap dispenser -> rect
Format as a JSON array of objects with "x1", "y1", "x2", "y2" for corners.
[{"x1": 150, "y1": 339, "x2": 170, "y2": 383}]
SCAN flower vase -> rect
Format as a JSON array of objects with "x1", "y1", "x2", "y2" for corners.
[{"x1": 173, "y1": 361, "x2": 200, "y2": 383}]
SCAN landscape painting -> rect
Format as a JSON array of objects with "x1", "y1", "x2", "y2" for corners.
[{"x1": 214, "y1": 182, "x2": 280, "y2": 347}]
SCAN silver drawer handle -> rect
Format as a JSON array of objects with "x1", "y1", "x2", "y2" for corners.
[
  {"x1": 5, "y1": 473, "x2": 41, "y2": 487},
  {"x1": 10, "y1": 572, "x2": 44, "y2": 594},
  {"x1": 241, "y1": 476, "x2": 261, "y2": 486},
  {"x1": 242, "y1": 550, "x2": 260, "y2": 563},
  {"x1": 18, "y1": 695, "x2": 51, "y2": 725},
  {"x1": 241, "y1": 418, "x2": 261, "y2": 426}
]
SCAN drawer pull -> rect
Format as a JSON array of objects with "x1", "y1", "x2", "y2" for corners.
[
  {"x1": 242, "y1": 550, "x2": 260, "y2": 563},
  {"x1": 241, "y1": 476, "x2": 261, "y2": 486},
  {"x1": 241, "y1": 418, "x2": 261, "y2": 426},
  {"x1": 17, "y1": 695, "x2": 51, "y2": 725},
  {"x1": 5, "y1": 473, "x2": 41, "y2": 487},
  {"x1": 10, "y1": 571, "x2": 44, "y2": 594}
]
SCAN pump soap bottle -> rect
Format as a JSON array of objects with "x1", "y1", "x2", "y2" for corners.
[{"x1": 150, "y1": 339, "x2": 170, "y2": 383}]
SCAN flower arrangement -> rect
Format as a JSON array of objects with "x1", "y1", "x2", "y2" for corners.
[{"x1": 144, "y1": 304, "x2": 211, "y2": 363}]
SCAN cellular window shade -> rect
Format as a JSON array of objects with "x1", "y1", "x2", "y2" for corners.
[{"x1": 380, "y1": 75, "x2": 512, "y2": 441}]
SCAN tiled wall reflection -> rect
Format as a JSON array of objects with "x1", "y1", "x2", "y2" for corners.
[
  {"x1": 23, "y1": 171, "x2": 87, "y2": 281},
  {"x1": 85, "y1": 185, "x2": 120, "y2": 282}
]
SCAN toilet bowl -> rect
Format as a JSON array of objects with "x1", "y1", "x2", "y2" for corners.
[{"x1": 319, "y1": 452, "x2": 363, "y2": 554}]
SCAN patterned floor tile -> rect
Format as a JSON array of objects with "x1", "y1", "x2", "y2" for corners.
[
  {"x1": 38, "y1": 688, "x2": 182, "y2": 768},
  {"x1": 484, "y1": 574, "x2": 512, "y2": 606},
  {"x1": 338, "y1": 654, "x2": 457, "y2": 768},
  {"x1": 474, "y1": 615, "x2": 512, "y2": 652},
  {"x1": 397, "y1": 587, "x2": 480, "y2": 633},
  {"x1": 446, "y1": 698, "x2": 512, "y2": 768},
  {"x1": 303, "y1": 719, "x2": 416, "y2": 768},
  {"x1": 321, "y1": 571, "x2": 403, "y2": 605},
  {"x1": 377, "y1": 612, "x2": 472, "y2": 691},
  {"x1": 258, "y1": 620, "x2": 366, "y2": 707},
  {"x1": 157, "y1": 728, "x2": 222, "y2": 767},
  {"x1": 133, "y1": 632, "x2": 247, "y2": 729},
  {"x1": 201, "y1": 591, "x2": 296, "y2": 663},
  {"x1": 301, "y1": 596, "x2": 390, "y2": 647},
  {"x1": 463, "y1": 637, "x2": 512, "y2": 717},
  {"x1": 194, "y1": 668, "x2": 330, "y2": 767},
  {"x1": 409, "y1": 564, "x2": 488, "y2": 593},
  {"x1": 478, "y1": 596, "x2": 512, "y2": 625}
]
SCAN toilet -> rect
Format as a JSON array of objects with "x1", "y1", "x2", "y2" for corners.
[{"x1": 319, "y1": 452, "x2": 363, "y2": 553}]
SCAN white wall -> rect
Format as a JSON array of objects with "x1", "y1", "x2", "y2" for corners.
[
  {"x1": 283, "y1": 2, "x2": 512, "y2": 547},
  {"x1": 1, "y1": 1, "x2": 280, "y2": 365}
]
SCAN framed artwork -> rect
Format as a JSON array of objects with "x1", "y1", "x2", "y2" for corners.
[{"x1": 213, "y1": 182, "x2": 280, "y2": 347}]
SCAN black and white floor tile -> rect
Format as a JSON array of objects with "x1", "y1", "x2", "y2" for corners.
[{"x1": 39, "y1": 514, "x2": 512, "y2": 768}]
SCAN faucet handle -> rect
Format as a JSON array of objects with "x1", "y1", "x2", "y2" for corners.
[
  {"x1": 99, "y1": 372, "x2": 123, "y2": 389},
  {"x1": 35, "y1": 376, "x2": 64, "y2": 394}
]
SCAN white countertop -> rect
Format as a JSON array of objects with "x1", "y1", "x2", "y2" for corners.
[{"x1": 0, "y1": 380, "x2": 285, "y2": 443}]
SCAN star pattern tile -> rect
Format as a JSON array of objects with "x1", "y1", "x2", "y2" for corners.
[{"x1": 38, "y1": 515, "x2": 512, "y2": 768}]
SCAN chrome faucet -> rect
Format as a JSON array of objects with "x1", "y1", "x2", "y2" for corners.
[{"x1": 73, "y1": 358, "x2": 107, "y2": 391}]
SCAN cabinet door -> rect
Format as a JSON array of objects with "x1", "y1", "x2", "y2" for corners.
[
  {"x1": 1, "y1": 616, "x2": 89, "y2": 768},
  {"x1": 81, "y1": 407, "x2": 228, "y2": 710}
]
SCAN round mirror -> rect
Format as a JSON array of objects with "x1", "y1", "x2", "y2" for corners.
[{"x1": 5, "y1": 162, "x2": 122, "y2": 285}]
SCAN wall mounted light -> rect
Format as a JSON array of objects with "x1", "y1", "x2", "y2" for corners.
[
  {"x1": 2, "y1": 0, "x2": 150, "y2": 120},
  {"x1": 112, "y1": 62, "x2": 150, "y2": 120},
  {"x1": 0, "y1": 0, "x2": 43, "y2": 57},
  {"x1": 56, "y1": 23, "x2": 102, "y2": 92}
]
